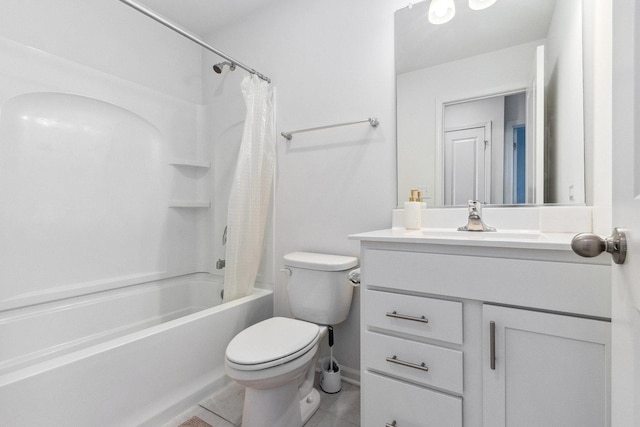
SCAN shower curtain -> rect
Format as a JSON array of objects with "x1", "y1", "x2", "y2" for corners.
[{"x1": 223, "y1": 75, "x2": 275, "y2": 302}]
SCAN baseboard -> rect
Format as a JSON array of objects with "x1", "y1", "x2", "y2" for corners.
[{"x1": 339, "y1": 365, "x2": 361, "y2": 387}]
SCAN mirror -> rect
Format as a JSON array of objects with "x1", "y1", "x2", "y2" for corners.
[{"x1": 396, "y1": 0, "x2": 586, "y2": 206}]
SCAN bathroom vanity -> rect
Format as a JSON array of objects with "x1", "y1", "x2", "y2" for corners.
[{"x1": 352, "y1": 229, "x2": 611, "y2": 427}]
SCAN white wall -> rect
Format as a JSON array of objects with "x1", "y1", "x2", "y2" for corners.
[
  {"x1": 204, "y1": 0, "x2": 406, "y2": 374},
  {"x1": 0, "y1": 0, "x2": 208, "y2": 308}
]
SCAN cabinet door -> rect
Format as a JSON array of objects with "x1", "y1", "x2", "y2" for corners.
[{"x1": 482, "y1": 305, "x2": 610, "y2": 427}]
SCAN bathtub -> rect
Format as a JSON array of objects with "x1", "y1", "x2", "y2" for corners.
[{"x1": 0, "y1": 273, "x2": 273, "y2": 426}]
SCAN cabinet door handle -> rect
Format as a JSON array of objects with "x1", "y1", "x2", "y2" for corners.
[
  {"x1": 386, "y1": 355, "x2": 429, "y2": 372},
  {"x1": 490, "y1": 321, "x2": 496, "y2": 370},
  {"x1": 386, "y1": 421, "x2": 397, "y2": 427},
  {"x1": 386, "y1": 310, "x2": 429, "y2": 324}
]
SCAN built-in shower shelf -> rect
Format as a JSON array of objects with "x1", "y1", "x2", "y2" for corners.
[
  {"x1": 168, "y1": 159, "x2": 211, "y2": 169},
  {"x1": 168, "y1": 200, "x2": 211, "y2": 208}
]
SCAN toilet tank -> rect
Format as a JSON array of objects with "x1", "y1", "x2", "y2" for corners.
[{"x1": 284, "y1": 252, "x2": 358, "y2": 325}]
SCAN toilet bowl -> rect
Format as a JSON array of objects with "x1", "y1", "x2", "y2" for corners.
[
  {"x1": 224, "y1": 252, "x2": 358, "y2": 427},
  {"x1": 225, "y1": 317, "x2": 325, "y2": 427}
]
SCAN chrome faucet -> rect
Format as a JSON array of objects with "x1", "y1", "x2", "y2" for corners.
[{"x1": 458, "y1": 200, "x2": 496, "y2": 232}]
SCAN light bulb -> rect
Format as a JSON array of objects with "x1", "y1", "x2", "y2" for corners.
[
  {"x1": 428, "y1": 0, "x2": 455, "y2": 24},
  {"x1": 469, "y1": 0, "x2": 497, "y2": 11},
  {"x1": 433, "y1": 3, "x2": 448, "y2": 16}
]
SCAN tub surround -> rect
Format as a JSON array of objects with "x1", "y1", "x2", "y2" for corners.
[
  {"x1": 0, "y1": 13, "x2": 244, "y2": 426},
  {"x1": 0, "y1": 35, "x2": 210, "y2": 312}
]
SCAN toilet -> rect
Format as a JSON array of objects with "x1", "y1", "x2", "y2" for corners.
[{"x1": 224, "y1": 252, "x2": 359, "y2": 427}]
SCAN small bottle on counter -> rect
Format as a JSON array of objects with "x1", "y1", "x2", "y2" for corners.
[{"x1": 404, "y1": 189, "x2": 422, "y2": 230}]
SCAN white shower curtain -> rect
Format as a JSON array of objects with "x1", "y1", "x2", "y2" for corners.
[{"x1": 223, "y1": 74, "x2": 275, "y2": 302}]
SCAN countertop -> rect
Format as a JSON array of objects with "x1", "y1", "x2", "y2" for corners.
[{"x1": 349, "y1": 228, "x2": 578, "y2": 251}]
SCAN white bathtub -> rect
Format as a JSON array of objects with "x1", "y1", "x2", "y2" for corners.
[{"x1": 0, "y1": 273, "x2": 273, "y2": 426}]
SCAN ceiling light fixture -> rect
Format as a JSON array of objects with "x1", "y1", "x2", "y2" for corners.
[
  {"x1": 469, "y1": 0, "x2": 497, "y2": 11},
  {"x1": 428, "y1": 0, "x2": 456, "y2": 25}
]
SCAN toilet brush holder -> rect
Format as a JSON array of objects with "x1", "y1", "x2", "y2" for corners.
[{"x1": 320, "y1": 356, "x2": 341, "y2": 394}]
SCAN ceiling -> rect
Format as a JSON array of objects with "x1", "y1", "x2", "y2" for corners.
[{"x1": 134, "y1": 0, "x2": 277, "y2": 36}]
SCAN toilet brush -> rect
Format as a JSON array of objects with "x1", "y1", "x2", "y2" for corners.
[
  {"x1": 328, "y1": 325, "x2": 337, "y2": 372},
  {"x1": 320, "y1": 326, "x2": 342, "y2": 393}
]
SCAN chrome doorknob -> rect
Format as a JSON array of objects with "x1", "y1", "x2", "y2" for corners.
[{"x1": 571, "y1": 228, "x2": 627, "y2": 264}]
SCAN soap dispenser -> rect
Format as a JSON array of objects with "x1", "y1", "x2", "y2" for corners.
[{"x1": 404, "y1": 189, "x2": 422, "y2": 230}]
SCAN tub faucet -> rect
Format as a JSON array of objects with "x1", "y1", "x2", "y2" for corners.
[
  {"x1": 458, "y1": 200, "x2": 496, "y2": 232},
  {"x1": 216, "y1": 226, "x2": 228, "y2": 270}
]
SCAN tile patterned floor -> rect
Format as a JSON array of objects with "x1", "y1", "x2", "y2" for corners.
[{"x1": 163, "y1": 376, "x2": 360, "y2": 427}]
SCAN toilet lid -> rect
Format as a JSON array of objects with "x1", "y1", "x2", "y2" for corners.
[
  {"x1": 283, "y1": 252, "x2": 358, "y2": 271},
  {"x1": 226, "y1": 317, "x2": 321, "y2": 370}
]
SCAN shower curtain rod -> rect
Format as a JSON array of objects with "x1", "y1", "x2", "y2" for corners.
[{"x1": 118, "y1": 0, "x2": 271, "y2": 83}]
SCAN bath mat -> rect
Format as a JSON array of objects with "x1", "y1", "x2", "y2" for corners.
[{"x1": 178, "y1": 416, "x2": 213, "y2": 427}]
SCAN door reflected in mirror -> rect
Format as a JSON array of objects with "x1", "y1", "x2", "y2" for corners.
[
  {"x1": 396, "y1": 0, "x2": 586, "y2": 207},
  {"x1": 443, "y1": 92, "x2": 531, "y2": 205}
]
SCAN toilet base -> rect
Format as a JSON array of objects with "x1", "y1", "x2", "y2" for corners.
[
  {"x1": 242, "y1": 382, "x2": 321, "y2": 427},
  {"x1": 300, "y1": 388, "x2": 321, "y2": 424}
]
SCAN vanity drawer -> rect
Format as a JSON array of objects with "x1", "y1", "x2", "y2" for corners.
[
  {"x1": 363, "y1": 331, "x2": 463, "y2": 394},
  {"x1": 362, "y1": 371, "x2": 462, "y2": 427},
  {"x1": 364, "y1": 289, "x2": 463, "y2": 344},
  {"x1": 364, "y1": 248, "x2": 611, "y2": 318}
]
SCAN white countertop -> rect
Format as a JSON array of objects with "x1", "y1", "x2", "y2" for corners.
[{"x1": 349, "y1": 228, "x2": 578, "y2": 251}]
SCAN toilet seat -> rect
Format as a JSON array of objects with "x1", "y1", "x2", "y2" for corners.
[{"x1": 226, "y1": 317, "x2": 321, "y2": 371}]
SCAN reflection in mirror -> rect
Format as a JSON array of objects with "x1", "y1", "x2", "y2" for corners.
[
  {"x1": 396, "y1": 0, "x2": 586, "y2": 207},
  {"x1": 443, "y1": 92, "x2": 530, "y2": 205}
]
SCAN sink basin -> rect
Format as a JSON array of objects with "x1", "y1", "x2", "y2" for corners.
[{"x1": 418, "y1": 229, "x2": 547, "y2": 241}]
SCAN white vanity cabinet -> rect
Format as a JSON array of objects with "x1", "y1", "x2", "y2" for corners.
[
  {"x1": 482, "y1": 305, "x2": 610, "y2": 427},
  {"x1": 354, "y1": 231, "x2": 611, "y2": 427},
  {"x1": 361, "y1": 290, "x2": 464, "y2": 426}
]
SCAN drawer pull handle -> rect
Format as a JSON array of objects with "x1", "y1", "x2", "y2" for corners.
[
  {"x1": 386, "y1": 355, "x2": 429, "y2": 372},
  {"x1": 386, "y1": 311, "x2": 429, "y2": 324},
  {"x1": 386, "y1": 421, "x2": 397, "y2": 427}
]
